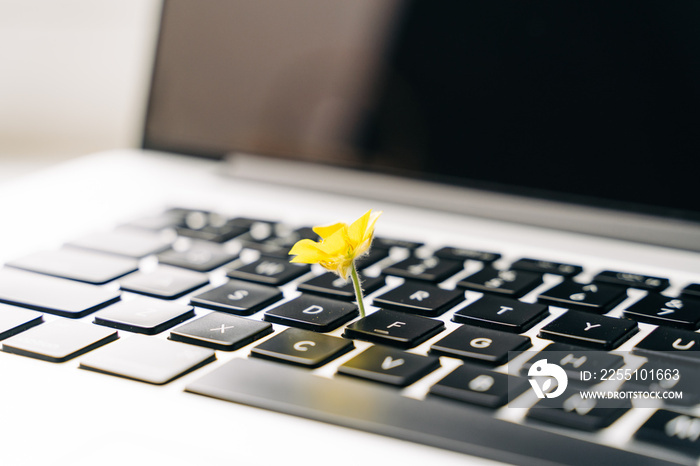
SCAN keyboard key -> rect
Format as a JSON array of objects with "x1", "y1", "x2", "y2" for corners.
[
  {"x1": 246, "y1": 227, "x2": 319, "y2": 258},
  {"x1": 373, "y1": 237, "x2": 423, "y2": 250},
  {"x1": 622, "y1": 294, "x2": 700, "y2": 330},
  {"x1": 382, "y1": 256, "x2": 463, "y2": 283},
  {"x1": 457, "y1": 268, "x2": 542, "y2": 297},
  {"x1": 251, "y1": 327, "x2": 354, "y2": 367},
  {"x1": 0, "y1": 268, "x2": 120, "y2": 318},
  {"x1": 430, "y1": 325, "x2": 531, "y2": 365},
  {"x1": 538, "y1": 281, "x2": 626, "y2": 313},
  {"x1": 176, "y1": 211, "x2": 248, "y2": 243},
  {"x1": 264, "y1": 295, "x2": 358, "y2": 332},
  {"x1": 170, "y1": 312, "x2": 272, "y2": 351},
  {"x1": 297, "y1": 272, "x2": 385, "y2": 301},
  {"x1": 124, "y1": 210, "x2": 184, "y2": 231},
  {"x1": 7, "y1": 248, "x2": 138, "y2": 285},
  {"x1": 635, "y1": 410, "x2": 700, "y2": 456},
  {"x1": 681, "y1": 283, "x2": 700, "y2": 300},
  {"x1": 453, "y1": 295, "x2": 548, "y2": 332},
  {"x1": 79, "y1": 335, "x2": 216, "y2": 385},
  {"x1": 430, "y1": 363, "x2": 529, "y2": 408},
  {"x1": 355, "y1": 247, "x2": 390, "y2": 269},
  {"x1": 624, "y1": 358, "x2": 700, "y2": 406},
  {"x1": 190, "y1": 280, "x2": 282, "y2": 316},
  {"x1": 93, "y1": 298, "x2": 195, "y2": 335},
  {"x1": 186, "y1": 357, "x2": 670, "y2": 466},
  {"x1": 0, "y1": 305, "x2": 43, "y2": 340},
  {"x1": 434, "y1": 246, "x2": 500, "y2": 263},
  {"x1": 157, "y1": 241, "x2": 237, "y2": 272},
  {"x1": 538, "y1": 310, "x2": 638, "y2": 350},
  {"x1": 528, "y1": 389, "x2": 630, "y2": 431},
  {"x1": 634, "y1": 326, "x2": 700, "y2": 362},
  {"x1": 593, "y1": 270, "x2": 670, "y2": 292},
  {"x1": 67, "y1": 229, "x2": 172, "y2": 258},
  {"x1": 2, "y1": 319, "x2": 118, "y2": 362},
  {"x1": 372, "y1": 282, "x2": 464, "y2": 317},
  {"x1": 226, "y1": 258, "x2": 310, "y2": 286},
  {"x1": 338, "y1": 345, "x2": 440, "y2": 387},
  {"x1": 343, "y1": 309, "x2": 445, "y2": 349},
  {"x1": 510, "y1": 258, "x2": 583, "y2": 277},
  {"x1": 120, "y1": 266, "x2": 208, "y2": 299},
  {"x1": 523, "y1": 343, "x2": 625, "y2": 382}
]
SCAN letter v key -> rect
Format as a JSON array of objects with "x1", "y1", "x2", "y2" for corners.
[{"x1": 381, "y1": 356, "x2": 405, "y2": 370}]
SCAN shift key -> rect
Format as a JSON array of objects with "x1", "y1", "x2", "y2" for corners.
[{"x1": 0, "y1": 268, "x2": 120, "y2": 318}]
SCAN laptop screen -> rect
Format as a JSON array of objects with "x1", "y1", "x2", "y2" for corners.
[{"x1": 143, "y1": 0, "x2": 700, "y2": 223}]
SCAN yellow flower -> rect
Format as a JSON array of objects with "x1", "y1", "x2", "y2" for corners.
[{"x1": 289, "y1": 209, "x2": 382, "y2": 280}]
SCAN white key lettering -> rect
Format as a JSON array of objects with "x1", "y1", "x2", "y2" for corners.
[{"x1": 302, "y1": 305, "x2": 324, "y2": 315}]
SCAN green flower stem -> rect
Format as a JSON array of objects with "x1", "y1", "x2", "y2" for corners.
[{"x1": 350, "y1": 261, "x2": 366, "y2": 318}]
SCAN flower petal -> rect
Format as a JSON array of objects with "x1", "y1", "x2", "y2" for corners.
[
  {"x1": 363, "y1": 210, "x2": 382, "y2": 243},
  {"x1": 313, "y1": 222, "x2": 346, "y2": 240},
  {"x1": 347, "y1": 210, "x2": 373, "y2": 247},
  {"x1": 288, "y1": 239, "x2": 328, "y2": 263}
]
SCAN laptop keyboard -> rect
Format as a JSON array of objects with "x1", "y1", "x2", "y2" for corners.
[{"x1": 1, "y1": 207, "x2": 699, "y2": 465}]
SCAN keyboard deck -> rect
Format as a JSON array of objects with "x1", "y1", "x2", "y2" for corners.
[{"x1": 1, "y1": 207, "x2": 699, "y2": 465}]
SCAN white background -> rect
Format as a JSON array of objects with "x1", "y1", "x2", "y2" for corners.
[{"x1": 0, "y1": 0, "x2": 161, "y2": 180}]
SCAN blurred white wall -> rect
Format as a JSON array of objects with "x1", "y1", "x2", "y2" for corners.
[{"x1": 0, "y1": 0, "x2": 161, "y2": 176}]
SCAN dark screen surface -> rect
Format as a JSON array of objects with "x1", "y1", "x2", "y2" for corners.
[{"x1": 144, "y1": 0, "x2": 700, "y2": 222}]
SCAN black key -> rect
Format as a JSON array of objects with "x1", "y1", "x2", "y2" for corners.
[
  {"x1": 634, "y1": 326, "x2": 700, "y2": 362},
  {"x1": 0, "y1": 305, "x2": 43, "y2": 340},
  {"x1": 430, "y1": 325, "x2": 531, "y2": 365},
  {"x1": 624, "y1": 358, "x2": 700, "y2": 406},
  {"x1": 523, "y1": 343, "x2": 625, "y2": 383},
  {"x1": 170, "y1": 312, "x2": 273, "y2": 351},
  {"x1": 343, "y1": 309, "x2": 444, "y2": 349},
  {"x1": 2, "y1": 320, "x2": 118, "y2": 362},
  {"x1": 120, "y1": 266, "x2": 208, "y2": 299},
  {"x1": 434, "y1": 246, "x2": 500, "y2": 263},
  {"x1": 372, "y1": 282, "x2": 464, "y2": 317},
  {"x1": 338, "y1": 345, "x2": 440, "y2": 387},
  {"x1": 355, "y1": 247, "x2": 390, "y2": 269},
  {"x1": 538, "y1": 281, "x2": 626, "y2": 313},
  {"x1": 382, "y1": 256, "x2": 463, "y2": 283},
  {"x1": 242, "y1": 226, "x2": 318, "y2": 258},
  {"x1": 66, "y1": 229, "x2": 172, "y2": 258},
  {"x1": 681, "y1": 284, "x2": 700, "y2": 300},
  {"x1": 158, "y1": 241, "x2": 237, "y2": 272},
  {"x1": 0, "y1": 268, "x2": 120, "y2": 318},
  {"x1": 186, "y1": 358, "x2": 678, "y2": 466},
  {"x1": 622, "y1": 295, "x2": 700, "y2": 330},
  {"x1": 79, "y1": 335, "x2": 216, "y2": 385},
  {"x1": 457, "y1": 268, "x2": 542, "y2": 297},
  {"x1": 453, "y1": 295, "x2": 548, "y2": 333},
  {"x1": 264, "y1": 295, "x2": 358, "y2": 332},
  {"x1": 527, "y1": 389, "x2": 630, "y2": 431},
  {"x1": 176, "y1": 211, "x2": 248, "y2": 243},
  {"x1": 226, "y1": 258, "x2": 310, "y2": 286},
  {"x1": 190, "y1": 280, "x2": 282, "y2": 316},
  {"x1": 593, "y1": 270, "x2": 670, "y2": 292},
  {"x1": 635, "y1": 410, "x2": 700, "y2": 456},
  {"x1": 251, "y1": 327, "x2": 354, "y2": 367},
  {"x1": 430, "y1": 363, "x2": 529, "y2": 408},
  {"x1": 510, "y1": 258, "x2": 583, "y2": 277},
  {"x1": 7, "y1": 248, "x2": 138, "y2": 284},
  {"x1": 373, "y1": 237, "x2": 423, "y2": 250},
  {"x1": 93, "y1": 298, "x2": 195, "y2": 335},
  {"x1": 538, "y1": 310, "x2": 638, "y2": 350},
  {"x1": 297, "y1": 272, "x2": 385, "y2": 301}
]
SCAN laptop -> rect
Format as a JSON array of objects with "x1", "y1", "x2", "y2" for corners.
[{"x1": 1, "y1": 1, "x2": 699, "y2": 465}]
